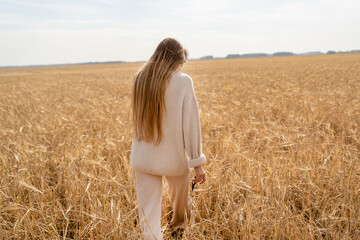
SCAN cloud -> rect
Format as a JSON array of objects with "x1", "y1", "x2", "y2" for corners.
[
  {"x1": 92, "y1": 0, "x2": 117, "y2": 5},
  {"x1": 2, "y1": 0, "x2": 105, "y2": 14},
  {"x1": 0, "y1": 13, "x2": 23, "y2": 25},
  {"x1": 45, "y1": 19, "x2": 113, "y2": 25}
]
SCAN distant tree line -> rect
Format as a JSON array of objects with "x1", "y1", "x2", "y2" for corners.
[
  {"x1": 225, "y1": 52, "x2": 294, "y2": 58},
  {"x1": 198, "y1": 49, "x2": 360, "y2": 60},
  {"x1": 200, "y1": 55, "x2": 214, "y2": 60}
]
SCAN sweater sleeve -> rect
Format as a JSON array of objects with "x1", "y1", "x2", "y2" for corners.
[{"x1": 182, "y1": 76, "x2": 206, "y2": 168}]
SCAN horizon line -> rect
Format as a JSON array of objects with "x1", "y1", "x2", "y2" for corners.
[{"x1": 1, "y1": 49, "x2": 359, "y2": 69}]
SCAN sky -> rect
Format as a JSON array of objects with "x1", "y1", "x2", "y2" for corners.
[{"x1": 0, "y1": 0, "x2": 359, "y2": 66}]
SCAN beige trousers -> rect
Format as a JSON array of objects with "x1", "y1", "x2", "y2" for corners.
[{"x1": 135, "y1": 170, "x2": 192, "y2": 240}]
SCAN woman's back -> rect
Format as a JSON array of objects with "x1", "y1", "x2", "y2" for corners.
[
  {"x1": 131, "y1": 37, "x2": 206, "y2": 239},
  {"x1": 130, "y1": 71, "x2": 204, "y2": 176}
]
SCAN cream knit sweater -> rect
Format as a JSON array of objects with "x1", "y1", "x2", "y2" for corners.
[{"x1": 130, "y1": 71, "x2": 206, "y2": 176}]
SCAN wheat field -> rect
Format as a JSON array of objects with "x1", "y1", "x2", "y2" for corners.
[{"x1": 1, "y1": 54, "x2": 360, "y2": 239}]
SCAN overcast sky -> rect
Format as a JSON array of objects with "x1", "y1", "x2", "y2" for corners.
[{"x1": 0, "y1": 0, "x2": 359, "y2": 66}]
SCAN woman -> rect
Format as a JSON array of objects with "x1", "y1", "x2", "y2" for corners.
[{"x1": 130, "y1": 37, "x2": 206, "y2": 240}]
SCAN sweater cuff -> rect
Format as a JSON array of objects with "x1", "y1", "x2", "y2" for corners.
[{"x1": 188, "y1": 153, "x2": 206, "y2": 168}]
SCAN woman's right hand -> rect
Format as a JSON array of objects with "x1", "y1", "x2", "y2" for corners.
[{"x1": 192, "y1": 165, "x2": 206, "y2": 184}]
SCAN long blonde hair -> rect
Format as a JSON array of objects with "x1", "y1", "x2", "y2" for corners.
[{"x1": 132, "y1": 38, "x2": 188, "y2": 145}]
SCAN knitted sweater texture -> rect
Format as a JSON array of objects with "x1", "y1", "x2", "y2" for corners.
[{"x1": 130, "y1": 71, "x2": 206, "y2": 176}]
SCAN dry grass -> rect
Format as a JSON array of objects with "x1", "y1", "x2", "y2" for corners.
[{"x1": 1, "y1": 54, "x2": 360, "y2": 239}]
